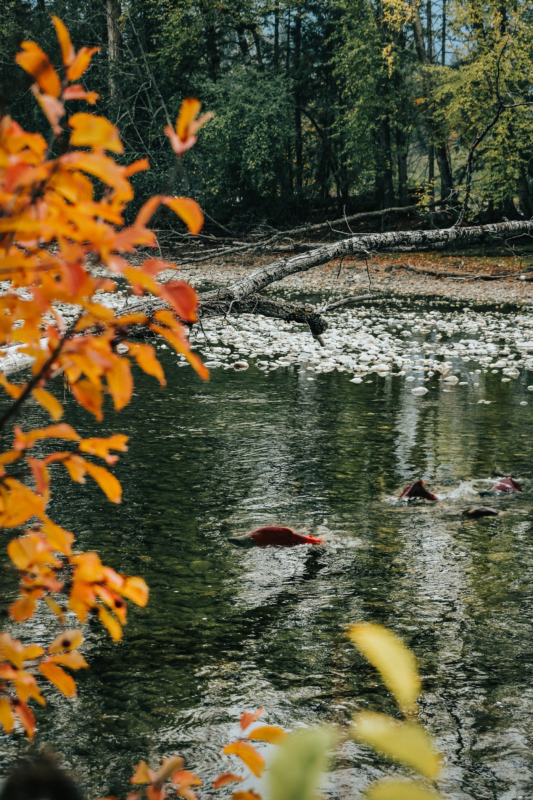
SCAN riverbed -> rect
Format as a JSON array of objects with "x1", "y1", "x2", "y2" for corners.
[{"x1": 1, "y1": 299, "x2": 533, "y2": 800}]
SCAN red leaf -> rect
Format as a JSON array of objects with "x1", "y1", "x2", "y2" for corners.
[{"x1": 240, "y1": 708, "x2": 264, "y2": 731}]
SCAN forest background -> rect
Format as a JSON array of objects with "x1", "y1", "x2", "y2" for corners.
[{"x1": 2, "y1": 0, "x2": 533, "y2": 233}]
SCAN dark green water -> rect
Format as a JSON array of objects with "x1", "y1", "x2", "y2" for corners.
[{"x1": 2, "y1": 342, "x2": 533, "y2": 800}]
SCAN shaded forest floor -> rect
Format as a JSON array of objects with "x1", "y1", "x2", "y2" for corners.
[{"x1": 168, "y1": 245, "x2": 533, "y2": 311}]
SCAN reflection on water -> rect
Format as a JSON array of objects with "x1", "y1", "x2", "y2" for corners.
[{"x1": 1, "y1": 326, "x2": 533, "y2": 799}]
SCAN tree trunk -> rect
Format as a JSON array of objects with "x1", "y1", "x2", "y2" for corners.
[
  {"x1": 106, "y1": 0, "x2": 121, "y2": 103},
  {"x1": 236, "y1": 24, "x2": 252, "y2": 67},
  {"x1": 517, "y1": 166, "x2": 533, "y2": 218},
  {"x1": 293, "y1": 9, "x2": 303, "y2": 200},
  {"x1": 274, "y1": 2, "x2": 280, "y2": 67},
  {"x1": 409, "y1": 0, "x2": 454, "y2": 201},
  {"x1": 376, "y1": 117, "x2": 395, "y2": 207},
  {"x1": 397, "y1": 126, "x2": 409, "y2": 206}
]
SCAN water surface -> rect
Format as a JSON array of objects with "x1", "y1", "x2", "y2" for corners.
[{"x1": 1, "y1": 307, "x2": 533, "y2": 800}]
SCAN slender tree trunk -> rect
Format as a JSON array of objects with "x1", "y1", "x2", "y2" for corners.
[
  {"x1": 201, "y1": 5, "x2": 221, "y2": 82},
  {"x1": 274, "y1": 2, "x2": 280, "y2": 66},
  {"x1": 376, "y1": 117, "x2": 395, "y2": 207},
  {"x1": 428, "y1": 143, "x2": 435, "y2": 196},
  {"x1": 250, "y1": 26, "x2": 264, "y2": 70},
  {"x1": 37, "y1": 0, "x2": 45, "y2": 10},
  {"x1": 517, "y1": 165, "x2": 533, "y2": 218},
  {"x1": 396, "y1": 126, "x2": 409, "y2": 206},
  {"x1": 236, "y1": 24, "x2": 252, "y2": 66},
  {"x1": 409, "y1": 0, "x2": 453, "y2": 201},
  {"x1": 106, "y1": 0, "x2": 121, "y2": 103},
  {"x1": 293, "y1": 9, "x2": 303, "y2": 200},
  {"x1": 285, "y1": 8, "x2": 291, "y2": 70},
  {"x1": 441, "y1": 0, "x2": 446, "y2": 65}
]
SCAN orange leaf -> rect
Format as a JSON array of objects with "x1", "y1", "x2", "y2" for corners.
[
  {"x1": 248, "y1": 725, "x2": 287, "y2": 744},
  {"x1": 16, "y1": 42, "x2": 61, "y2": 97},
  {"x1": 41, "y1": 517, "x2": 74, "y2": 555},
  {"x1": 172, "y1": 771, "x2": 202, "y2": 790},
  {"x1": 49, "y1": 651, "x2": 88, "y2": 669},
  {"x1": 79, "y1": 434, "x2": 129, "y2": 463},
  {"x1": 69, "y1": 113, "x2": 123, "y2": 153},
  {"x1": 32, "y1": 89, "x2": 65, "y2": 135},
  {"x1": 125, "y1": 158, "x2": 150, "y2": 177},
  {"x1": 71, "y1": 379, "x2": 103, "y2": 420},
  {"x1": 106, "y1": 356, "x2": 133, "y2": 411},
  {"x1": 67, "y1": 46, "x2": 100, "y2": 82},
  {"x1": 222, "y1": 742, "x2": 265, "y2": 778},
  {"x1": 240, "y1": 708, "x2": 264, "y2": 731},
  {"x1": 213, "y1": 774, "x2": 243, "y2": 790},
  {"x1": 0, "y1": 698, "x2": 14, "y2": 734},
  {"x1": 150, "y1": 324, "x2": 208, "y2": 381},
  {"x1": 63, "y1": 85, "x2": 99, "y2": 104},
  {"x1": 159, "y1": 281, "x2": 199, "y2": 322},
  {"x1": 45, "y1": 595, "x2": 66, "y2": 622},
  {"x1": 98, "y1": 604, "x2": 123, "y2": 641},
  {"x1": 232, "y1": 792, "x2": 262, "y2": 800},
  {"x1": 48, "y1": 629, "x2": 83, "y2": 653},
  {"x1": 0, "y1": 479, "x2": 44, "y2": 527},
  {"x1": 39, "y1": 662, "x2": 77, "y2": 698},
  {"x1": 32, "y1": 387, "x2": 63, "y2": 420},
  {"x1": 163, "y1": 197, "x2": 203, "y2": 235},
  {"x1": 52, "y1": 16, "x2": 75, "y2": 65},
  {"x1": 28, "y1": 458, "x2": 50, "y2": 498},
  {"x1": 63, "y1": 454, "x2": 87, "y2": 483},
  {"x1": 0, "y1": 373, "x2": 25, "y2": 399},
  {"x1": 13, "y1": 699, "x2": 36, "y2": 740},
  {"x1": 130, "y1": 760, "x2": 155, "y2": 785},
  {"x1": 0, "y1": 450, "x2": 21, "y2": 466},
  {"x1": 121, "y1": 576, "x2": 149, "y2": 607},
  {"x1": 14, "y1": 423, "x2": 80, "y2": 450},
  {"x1": 128, "y1": 343, "x2": 165, "y2": 386},
  {"x1": 177, "y1": 99, "x2": 201, "y2": 141},
  {"x1": 9, "y1": 593, "x2": 39, "y2": 623},
  {"x1": 84, "y1": 461, "x2": 122, "y2": 503}
]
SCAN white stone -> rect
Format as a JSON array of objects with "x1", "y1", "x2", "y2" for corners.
[
  {"x1": 443, "y1": 375, "x2": 459, "y2": 384},
  {"x1": 411, "y1": 386, "x2": 428, "y2": 396}
]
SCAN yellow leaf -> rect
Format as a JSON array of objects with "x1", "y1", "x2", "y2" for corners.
[
  {"x1": 352, "y1": 713, "x2": 440, "y2": 778},
  {"x1": 48, "y1": 629, "x2": 83, "y2": 653},
  {"x1": 32, "y1": 387, "x2": 63, "y2": 420},
  {"x1": 14, "y1": 422, "x2": 79, "y2": 450},
  {"x1": 130, "y1": 760, "x2": 154, "y2": 784},
  {"x1": 98, "y1": 605, "x2": 123, "y2": 641},
  {"x1": 129, "y1": 343, "x2": 167, "y2": 386},
  {"x1": 52, "y1": 16, "x2": 75, "y2": 65},
  {"x1": 41, "y1": 517, "x2": 74, "y2": 555},
  {"x1": 248, "y1": 725, "x2": 287, "y2": 745},
  {"x1": 9, "y1": 594, "x2": 38, "y2": 622},
  {"x1": 163, "y1": 197, "x2": 204, "y2": 235},
  {"x1": 71, "y1": 378, "x2": 103, "y2": 420},
  {"x1": 39, "y1": 662, "x2": 77, "y2": 698},
  {"x1": 176, "y1": 98, "x2": 202, "y2": 140},
  {"x1": 22, "y1": 644, "x2": 45, "y2": 661},
  {"x1": 223, "y1": 742, "x2": 265, "y2": 778},
  {"x1": 213, "y1": 774, "x2": 243, "y2": 790},
  {"x1": 0, "y1": 698, "x2": 14, "y2": 734},
  {"x1": 16, "y1": 42, "x2": 61, "y2": 97},
  {"x1": 44, "y1": 595, "x2": 66, "y2": 623},
  {"x1": 84, "y1": 461, "x2": 122, "y2": 503},
  {"x1": 121, "y1": 576, "x2": 149, "y2": 607},
  {"x1": 69, "y1": 113, "x2": 123, "y2": 153},
  {"x1": 66, "y1": 46, "x2": 100, "y2": 82},
  {"x1": 106, "y1": 356, "x2": 133, "y2": 411},
  {"x1": 366, "y1": 780, "x2": 445, "y2": 800},
  {"x1": 348, "y1": 624, "x2": 420, "y2": 713},
  {"x1": 49, "y1": 651, "x2": 88, "y2": 669}
]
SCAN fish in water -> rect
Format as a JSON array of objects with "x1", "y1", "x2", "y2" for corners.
[
  {"x1": 400, "y1": 479, "x2": 438, "y2": 502},
  {"x1": 493, "y1": 477, "x2": 522, "y2": 493},
  {"x1": 229, "y1": 526, "x2": 324, "y2": 548},
  {"x1": 463, "y1": 506, "x2": 499, "y2": 518}
]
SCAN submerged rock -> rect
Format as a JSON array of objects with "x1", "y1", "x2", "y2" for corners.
[
  {"x1": 462, "y1": 506, "x2": 499, "y2": 518},
  {"x1": 229, "y1": 526, "x2": 325, "y2": 547}
]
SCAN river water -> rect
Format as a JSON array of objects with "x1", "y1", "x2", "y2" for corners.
[{"x1": 1, "y1": 301, "x2": 533, "y2": 800}]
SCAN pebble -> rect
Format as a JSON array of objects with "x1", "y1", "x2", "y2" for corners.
[{"x1": 411, "y1": 387, "x2": 428, "y2": 396}]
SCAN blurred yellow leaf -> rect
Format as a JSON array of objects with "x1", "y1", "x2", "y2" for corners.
[
  {"x1": 366, "y1": 780, "x2": 444, "y2": 800},
  {"x1": 48, "y1": 629, "x2": 83, "y2": 653},
  {"x1": 98, "y1": 605, "x2": 123, "y2": 641},
  {"x1": 0, "y1": 698, "x2": 14, "y2": 734},
  {"x1": 32, "y1": 387, "x2": 63, "y2": 420},
  {"x1": 348, "y1": 624, "x2": 420, "y2": 713},
  {"x1": 248, "y1": 725, "x2": 287, "y2": 745},
  {"x1": 39, "y1": 662, "x2": 77, "y2": 697},
  {"x1": 268, "y1": 728, "x2": 331, "y2": 800},
  {"x1": 352, "y1": 712, "x2": 441, "y2": 777},
  {"x1": 223, "y1": 742, "x2": 265, "y2": 777}
]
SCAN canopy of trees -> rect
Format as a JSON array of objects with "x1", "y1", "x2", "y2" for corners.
[{"x1": 2, "y1": 0, "x2": 533, "y2": 227}]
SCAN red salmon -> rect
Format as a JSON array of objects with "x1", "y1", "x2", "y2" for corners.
[
  {"x1": 400, "y1": 479, "x2": 438, "y2": 501},
  {"x1": 229, "y1": 526, "x2": 324, "y2": 548},
  {"x1": 493, "y1": 477, "x2": 522, "y2": 493}
]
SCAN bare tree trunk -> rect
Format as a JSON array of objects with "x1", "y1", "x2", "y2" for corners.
[
  {"x1": 106, "y1": 0, "x2": 121, "y2": 103},
  {"x1": 236, "y1": 24, "x2": 252, "y2": 67},
  {"x1": 409, "y1": 0, "x2": 454, "y2": 201},
  {"x1": 376, "y1": 117, "x2": 395, "y2": 207},
  {"x1": 293, "y1": 9, "x2": 303, "y2": 200},
  {"x1": 441, "y1": 0, "x2": 446, "y2": 65},
  {"x1": 274, "y1": 2, "x2": 280, "y2": 66}
]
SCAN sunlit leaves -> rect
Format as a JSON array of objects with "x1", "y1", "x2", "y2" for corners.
[
  {"x1": 222, "y1": 742, "x2": 265, "y2": 777},
  {"x1": 248, "y1": 725, "x2": 287, "y2": 745},
  {"x1": 47, "y1": 629, "x2": 83, "y2": 653},
  {"x1": 165, "y1": 98, "x2": 214, "y2": 156},
  {"x1": 128, "y1": 344, "x2": 165, "y2": 386},
  {"x1": 241, "y1": 708, "x2": 264, "y2": 730},
  {"x1": 51, "y1": 16, "x2": 75, "y2": 66},
  {"x1": 213, "y1": 774, "x2": 243, "y2": 789},
  {"x1": 366, "y1": 780, "x2": 445, "y2": 800},
  {"x1": 163, "y1": 197, "x2": 204, "y2": 235},
  {"x1": 69, "y1": 114, "x2": 124, "y2": 154},
  {"x1": 38, "y1": 662, "x2": 77, "y2": 697},
  {"x1": 32, "y1": 387, "x2": 63, "y2": 420},
  {"x1": 15, "y1": 42, "x2": 61, "y2": 98},
  {"x1": 268, "y1": 728, "x2": 332, "y2": 800},
  {"x1": 0, "y1": 699, "x2": 15, "y2": 734},
  {"x1": 352, "y1": 712, "x2": 441, "y2": 778},
  {"x1": 348, "y1": 624, "x2": 421, "y2": 713}
]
